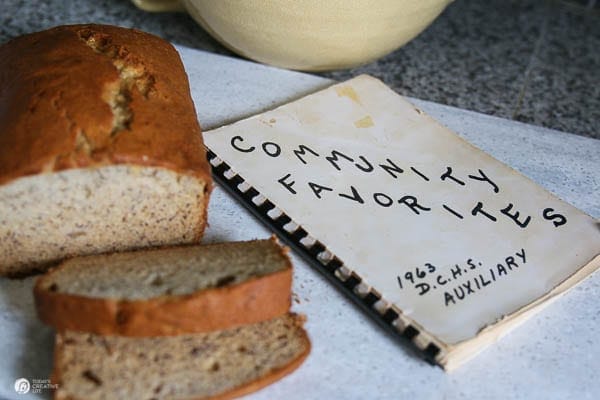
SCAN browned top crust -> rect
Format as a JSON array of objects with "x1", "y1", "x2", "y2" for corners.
[{"x1": 0, "y1": 24, "x2": 211, "y2": 185}]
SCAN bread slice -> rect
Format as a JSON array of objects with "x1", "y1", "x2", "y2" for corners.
[
  {"x1": 52, "y1": 313, "x2": 310, "y2": 400},
  {"x1": 35, "y1": 238, "x2": 293, "y2": 336},
  {"x1": 0, "y1": 25, "x2": 212, "y2": 277}
]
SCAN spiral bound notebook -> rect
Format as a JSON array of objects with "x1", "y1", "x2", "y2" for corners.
[{"x1": 203, "y1": 75, "x2": 600, "y2": 371}]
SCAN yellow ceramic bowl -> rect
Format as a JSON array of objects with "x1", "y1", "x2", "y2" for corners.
[{"x1": 133, "y1": 0, "x2": 453, "y2": 71}]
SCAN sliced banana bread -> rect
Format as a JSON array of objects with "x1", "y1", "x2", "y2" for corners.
[
  {"x1": 52, "y1": 313, "x2": 309, "y2": 400},
  {"x1": 35, "y1": 238, "x2": 292, "y2": 336},
  {"x1": 0, "y1": 24, "x2": 212, "y2": 276}
]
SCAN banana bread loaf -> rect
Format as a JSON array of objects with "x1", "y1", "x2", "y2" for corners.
[{"x1": 0, "y1": 24, "x2": 212, "y2": 276}]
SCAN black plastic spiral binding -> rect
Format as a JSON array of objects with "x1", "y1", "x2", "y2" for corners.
[{"x1": 206, "y1": 149, "x2": 442, "y2": 366}]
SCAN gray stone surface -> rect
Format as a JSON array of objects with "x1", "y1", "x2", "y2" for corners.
[
  {"x1": 323, "y1": 0, "x2": 600, "y2": 139},
  {"x1": 1, "y1": 44, "x2": 599, "y2": 400},
  {"x1": 0, "y1": 0, "x2": 227, "y2": 54},
  {"x1": 1, "y1": 0, "x2": 598, "y2": 138},
  {"x1": 513, "y1": 6, "x2": 600, "y2": 138},
  {"x1": 325, "y1": 1, "x2": 546, "y2": 122}
]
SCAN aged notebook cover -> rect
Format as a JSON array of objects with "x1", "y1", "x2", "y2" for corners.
[{"x1": 203, "y1": 75, "x2": 600, "y2": 370}]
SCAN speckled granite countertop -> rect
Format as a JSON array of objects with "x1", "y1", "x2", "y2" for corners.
[
  {"x1": 1, "y1": 0, "x2": 598, "y2": 138},
  {"x1": 1, "y1": 46, "x2": 599, "y2": 400}
]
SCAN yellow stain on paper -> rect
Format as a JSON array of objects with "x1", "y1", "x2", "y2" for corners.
[
  {"x1": 259, "y1": 118, "x2": 277, "y2": 127},
  {"x1": 354, "y1": 115, "x2": 374, "y2": 128},
  {"x1": 336, "y1": 85, "x2": 361, "y2": 104}
]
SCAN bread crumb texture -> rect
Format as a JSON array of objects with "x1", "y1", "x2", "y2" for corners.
[
  {"x1": 38, "y1": 239, "x2": 289, "y2": 300},
  {"x1": 54, "y1": 314, "x2": 309, "y2": 400},
  {"x1": 0, "y1": 165, "x2": 206, "y2": 276}
]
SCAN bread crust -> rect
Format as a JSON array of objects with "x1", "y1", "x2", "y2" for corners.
[
  {"x1": 35, "y1": 268, "x2": 292, "y2": 336},
  {"x1": 34, "y1": 240, "x2": 293, "y2": 336},
  {"x1": 51, "y1": 314, "x2": 311, "y2": 400},
  {"x1": 202, "y1": 316, "x2": 311, "y2": 400},
  {"x1": 0, "y1": 24, "x2": 212, "y2": 187}
]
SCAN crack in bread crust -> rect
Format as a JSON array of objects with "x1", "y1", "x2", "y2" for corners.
[{"x1": 77, "y1": 28, "x2": 155, "y2": 137}]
